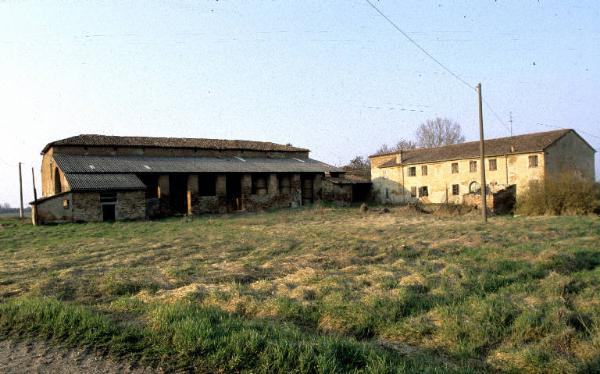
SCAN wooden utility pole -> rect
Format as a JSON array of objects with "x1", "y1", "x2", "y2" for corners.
[
  {"x1": 18, "y1": 162, "x2": 24, "y2": 220},
  {"x1": 31, "y1": 167, "x2": 38, "y2": 225},
  {"x1": 477, "y1": 83, "x2": 488, "y2": 223}
]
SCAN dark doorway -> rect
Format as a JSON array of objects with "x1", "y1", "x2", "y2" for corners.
[
  {"x1": 170, "y1": 174, "x2": 188, "y2": 214},
  {"x1": 102, "y1": 204, "x2": 116, "y2": 222},
  {"x1": 226, "y1": 174, "x2": 242, "y2": 211}
]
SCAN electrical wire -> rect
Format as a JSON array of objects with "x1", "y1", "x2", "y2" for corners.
[
  {"x1": 364, "y1": 0, "x2": 516, "y2": 136},
  {"x1": 364, "y1": 0, "x2": 476, "y2": 92}
]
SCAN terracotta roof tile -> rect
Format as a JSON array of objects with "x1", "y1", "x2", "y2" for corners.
[{"x1": 372, "y1": 129, "x2": 591, "y2": 168}]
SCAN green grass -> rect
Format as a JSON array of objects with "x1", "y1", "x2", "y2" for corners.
[{"x1": 1, "y1": 208, "x2": 600, "y2": 373}]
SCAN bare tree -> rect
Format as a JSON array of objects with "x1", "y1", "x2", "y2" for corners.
[
  {"x1": 416, "y1": 118, "x2": 465, "y2": 148},
  {"x1": 343, "y1": 156, "x2": 371, "y2": 179},
  {"x1": 374, "y1": 138, "x2": 417, "y2": 155}
]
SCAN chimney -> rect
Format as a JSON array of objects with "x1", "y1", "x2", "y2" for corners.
[{"x1": 396, "y1": 150, "x2": 403, "y2": 164}]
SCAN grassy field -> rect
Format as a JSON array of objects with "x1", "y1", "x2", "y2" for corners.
[{"x1": 1, "y1": 207, "x2": 599, "y2": 373}]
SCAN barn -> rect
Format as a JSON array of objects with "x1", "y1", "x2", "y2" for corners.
[{"x1": 32, "y1": 134, "x2": 343, "y2": 224}]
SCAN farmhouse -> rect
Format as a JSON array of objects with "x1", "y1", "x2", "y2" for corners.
[
  {"x1": 369, "y1": 129, "x2": 596, "y2": 206},
  {"x1": 32, "y1": 134, "x2": 342, "y2": 224}
]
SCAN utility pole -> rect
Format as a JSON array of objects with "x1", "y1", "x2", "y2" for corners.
[
  {"x1": 18, "y1": 162, "x2": 24, "y2": 220},
  {"x1": 31, "y1": 167, "x2": 38, "y2": 225},
  {"x1": 477, "y1": 83, "x2": 488, "y2": 223},
  {"x1": 509, "y1": 112, "x2": 514, "y2": 137}
]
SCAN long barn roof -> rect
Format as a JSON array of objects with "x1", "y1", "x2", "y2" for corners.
[
  {"x1": 53, "y1": 154, "x2": 341, "y2": 174},
  {"x1": 42, "y1": 134, "x2": 308, "y2": 154}
]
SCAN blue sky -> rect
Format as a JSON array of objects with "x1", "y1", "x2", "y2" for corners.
[{"x1": 1, "y1": 1, "x2": 599, "y2": 206}]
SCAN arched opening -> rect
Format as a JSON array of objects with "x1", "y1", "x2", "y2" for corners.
[
  {"x1": 469, "y1": 181, "x2": 481, "y2": 194},
  {"x1": 54, "y1": 167, "x2": 62, "y2": 194}
]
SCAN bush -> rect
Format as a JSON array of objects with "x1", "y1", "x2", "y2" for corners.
[{"x1": 516, "y1": 172, "x2": 599, "y2": 215}]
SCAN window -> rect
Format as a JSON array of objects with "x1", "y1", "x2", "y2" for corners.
[
  {"x1": 54, "y1": 168, "x2": 62, "y2": 194},
  {"x1": 451, "y1": 162, "x2": 459, "y2": 174},
  {"x1": 410, "y1": 186, "x2": 417, "y2": 197},
  {"x1": 408, "y1": 167, "x2": 416, "y2": 176},
  {"x1": 198, "y1": 174, "x2": 216, "y2": 196},
  {"x1": 529, "y1": 155, "x2": 538, "y2": 168},
  {"x1": 421, "y1": 165, "x2": 428, "y2": 176},
  {"x1": 452, "y1": 184, "x2": 459, "y2": 196},
  {"x1": 418, "y1": 186, "x2": 429, "y2": 197},
  {"x1": 469, "y1": 160, "x2": 477, "y2": 173},
  {"x1": 489, "y1": 159, "x2": 497, "y2": 171}
]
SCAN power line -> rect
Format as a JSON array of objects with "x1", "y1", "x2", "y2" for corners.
[
  {"x1": 536, "y1": 123, "x2": 600, "y2": 141},
  {"x1": 482, "y1": 99, "x2": 512, "y2": 134},
  {"x1": 364, "y1": 0, "x2": 514, "y2": 137},
  {"x1": 364, "y1": 0, "x2": 476, "y2": 91}
]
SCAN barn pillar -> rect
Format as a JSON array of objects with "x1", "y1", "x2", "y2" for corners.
[
  {"x1": 241, "y1": 174, "x2": 252, "y2": 210},
  {"x1": 187, "y1": 174, "x2": 198, "y2": 215},
  {"x1": 291, "y1": 174, "x2": 302, "y2": 207},
  {"x1": 268, "y1": 174, "x2": 279, "y2": 196},
  {"x1": 158, "y1": 175, "x2": 169, "y2": 200},
  {"x1": 215, "y1": 174, "x2": 227, "y2": 213}
]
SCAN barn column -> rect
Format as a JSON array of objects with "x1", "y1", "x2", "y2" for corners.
[
  {"x1": 158, "y1": 175, "x2": 169, "y2": 200},
  {"x1": 241, "y1": 174, "x2": 252, "y2": 210},
  {"x1": 268, "y1": 174, "x2": 279, "y2": 196},
  {"x1": 291, "y1": 174, "x2": 302, "y2": 207},
  {"x1": 187, "y1": 174, "x2": 198, "y2": 215},
  {"x1": 215, "y1": 174, "x2": 227, "y2": 213}
]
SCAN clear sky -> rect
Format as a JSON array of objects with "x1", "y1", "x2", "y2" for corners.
[{"x1": 1, "y1": 0, "x2": 599, "y2": 206}]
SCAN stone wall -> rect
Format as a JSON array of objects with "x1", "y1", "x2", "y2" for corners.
[
  {"x1": 544, "y1": 131, "x2": 596, "y2": 180},
  {"x1": 72, "y1": 192, "x2": 102, "y2": 222},
  {"x1": 116, "y1": 191, "x2": 146, "y2": 220},
  {"x1": 32, "y1": 192, "x2": 73, "y2": 224},
  {"x1": 322, "y1": 181, "x2": 352, "y2": 205}
]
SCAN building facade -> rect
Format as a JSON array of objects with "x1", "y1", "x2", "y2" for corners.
[
  {"x1": 33, "y1": 134, "x2": 342, "y2": 224},
  {"x1": 369, "y1": 129, "x2": 595, "y2": 205}
]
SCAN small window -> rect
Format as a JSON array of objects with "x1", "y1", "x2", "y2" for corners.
[
  {"x1": 421, "y1": 165, "x2": 428, "y2": 176},
  {"x1": 410, "y1": 186, "x2": 417, "y2": 197},
  {"x1": 452, "y1": 184, "x2": 459, "y2": 196},
  {"x1": 63, "y1": 199, "x2": 70, "y2": 209},
  {"x1": 408, "y1": 167, "x2": 416, "y2": 177},
  {"x1": 451, "y1": 162, "x2": 459, "y2": 174},
  {"x1": 529, "y1": 155, "x2": 538, "y2": 168},
  {"x1": 198, "y1": 174, "x2": 216, "y2": 196},
  {"x1": 418, "y1": 186, "x2": 428, "y2": 197},
  {"x1": 489, "y1": 159, "x2": 497, "y2": 171},
  {"x1": 469, "y1": 161, "x2": 477, "y2": 173}
]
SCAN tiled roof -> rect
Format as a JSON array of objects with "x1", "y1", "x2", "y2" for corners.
[
  {"x1": 54, "y1": 154, "x2": 342, "y2": 174},
  {"x1": 372, "y1": 129, "x2": 592, "y2": 168},
  {"x1": 64, "y1": 173, "x2": 146, "y2": 191},
  {"x1": 42, "y1": 134, "x2": 308, "y2": 154}
]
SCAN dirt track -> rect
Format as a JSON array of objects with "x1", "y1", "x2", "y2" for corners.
[{"x1": 0, "y1": 339, "x2": 157, "y2": 373}]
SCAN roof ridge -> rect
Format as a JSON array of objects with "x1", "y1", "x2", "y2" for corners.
[{"x1": 42, "y1": 134, "x2": 308, "y2": 154}]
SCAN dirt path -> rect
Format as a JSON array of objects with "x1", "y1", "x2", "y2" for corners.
[{"x1": 0, "y1": 339, "x2": 158, "y2": 373}]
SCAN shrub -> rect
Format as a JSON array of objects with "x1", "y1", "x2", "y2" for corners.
[{"x1": 516, "y1": 172, "x2": 599, "y2": 215}]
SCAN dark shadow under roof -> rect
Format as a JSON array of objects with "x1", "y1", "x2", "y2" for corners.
[
  {"x1": 53, "y1": 154, "x2": 342, "y2": 174},
  {"x1": 372, "y1": 129, "x2": 593, "y2": 168},
  {"x1": 42, "y1": 134, "x2": 308, "y2": 154}
]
